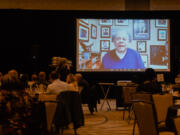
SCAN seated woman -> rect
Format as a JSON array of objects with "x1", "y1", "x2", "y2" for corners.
[
  {"x1": 136, "y1": 68, "x2": 162, "y2": 94},
  {"x1": 0, "y1": 74, "x2": 33, "y2": 135}
]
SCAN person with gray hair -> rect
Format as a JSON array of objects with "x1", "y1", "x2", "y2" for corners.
[{"x1": 101, "y1": 30, "x2": 145, "y2": 69}]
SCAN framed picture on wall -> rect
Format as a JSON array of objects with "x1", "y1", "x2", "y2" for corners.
[
  {"x1": 79, "y1": 19, "x2": 89, "y2": 25},
  {"x1": 133, "y1": 19, "x2": 150, "y2": 40},
  {"x1": 101, "y1": 26, "x2": 111, "y2": 38},
  {"x1": 141, "y1": 54, "x2": 148, "y2": 68},
  {"x1": 79, "y1": 24, "x2": 89, "y2": 42},
  {"x1": 150, "y1": 45, "x2": 167, "y2": 65},
  {"x1": 99, "y1": 19, "x2": 113, "y2": 25},
  {"x1": 100, "y1": 40, "x2": 110, "y2": 51},
  {"x1": 137, "y1": 41, "x2": 147, "y2": 53},
  {"x1": 155, "y1": 19, "x2": 168, "y2": 27},
  {"x1": 115, "y1": 19, "x2": 129, "y2": 26},
  {"x1": 158, "y1": 29, "x2": 167, "y2": 41},
  {"x1": 91, "y1": 24, "x2": 97, "y2": 39}
]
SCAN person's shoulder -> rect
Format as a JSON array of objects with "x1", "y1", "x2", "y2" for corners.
[
  {"x1": 57, "y1": 80, "x2": 70, "y2": 87},
  {"x1": 103, "y1": 50, "x2": 115, "y2": 57},
  {"x1": 47, "y1": 80, "x2": 58, "y2": 88},
  {"x1": 62, "y1": 81, "x2": 70, "y2": 86},
  {"x1": 103, "y1": 49, "x2": 117, "y2": 61},
  {"x1": 47, "y1": 83, "x2": 53, "y2": 90},
  {"x1": 127, "y1": 48, "x2": 138, "y2": 53},
  {"x1": 127, "y1": 48, "x2": 141, "y2": 56}
]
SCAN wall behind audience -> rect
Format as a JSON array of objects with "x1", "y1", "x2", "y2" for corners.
[
  {"x1": 0, "y1": 0, "x2": 179, "y2": 83},
  {"x1": 0, "y1": 10, "x2": 179, "y2": 84},
  {"x1": 0, "y1": 0, "x2": 125, "y2": 10},
  {"x1": 0, "y1": 0, "x2": 179, "y2": 11}
]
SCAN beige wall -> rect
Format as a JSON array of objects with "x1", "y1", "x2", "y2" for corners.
[
  {"x1": 0, "y1": 0, "x2": 179, "y2": 10},
  {"x1": 0, "y1": 0, "x2": 125, "y2": 10},
  {"x1": 150, "y1": 0, "x2": 180, "y2": 10}
]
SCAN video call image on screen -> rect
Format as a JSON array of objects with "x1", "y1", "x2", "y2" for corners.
[{"x1": 76, "y1": 19, "x2": 170, "y2": 72}]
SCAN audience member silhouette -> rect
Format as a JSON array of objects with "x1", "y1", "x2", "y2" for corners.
[
  {"x1": 37, "y1": 71, "x2": 49, "y2": 91},
  {"x1": 0, "y1": 74, "x2": 34, "y2": 135},
  {"x1": 136, "y1": 68, "x2": 162, "y2": 94},
  {"x1": 75, "y1": 73, "x2": 97, "y2": 114},
  {"x1": 47, "y1": 71, "x2": 70, "y2": 95},
  {"x1": 66, "y1": 73, "x2": 79, "y2": 92}
]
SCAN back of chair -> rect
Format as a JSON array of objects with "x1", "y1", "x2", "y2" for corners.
[
  {"x1": 174, "y1": 117, "x2": 180, "y2": 135},
  {"x1": 45, "y1": 101, "x2": 58, "y2": 132},
  {"x1": 152, "y1": 94, "x2": 173, "y2": 123},
  {"x1": 133, "y1": 102, "x2": 158, "y2": 135},
  {"x1": 39, "y1": 94, "x2": 57, "y2": 102},
  {"x1": 122, "y1": 86, "x2": 136, "y2": 105},
  {"x1": 132, "y1": 93, "x2": 152, "y2": 103},
  {"x1": 56, "y1": 91, "x2": 84, "y2": 129}
]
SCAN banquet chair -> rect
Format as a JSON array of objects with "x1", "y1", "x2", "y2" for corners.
[
  {"x1": 39, "y1": 94, "x2": 57, "y2": 102},
  {"x1": 44, "y1": 101, "x2": 58, "y2": 134},
  {"x1": 132, "y1": 92, "x2": 153, "y2": 103},
  {"x1": 54, "y1": 91, "x2": 84, "y2": 135},
  {"x1": 152, "y1": 94, "x2": 173, "y2": 130},
  {"x1": 174, "y1": 117, "x2": 180, "y2": 135},
  {"x1": 131, "y1": 92, "x2": 153, "y2": 135},
  {"x1": 121, "y1": 86, "x2": 136, "y2": 120},
  {"x1": 27, "y1": 101, "x2": 47, "y2": 135},
  {"x1": 133, "y1": 101, "x2": 174, "y2": 135}
]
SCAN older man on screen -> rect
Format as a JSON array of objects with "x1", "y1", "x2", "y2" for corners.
[{"x1": 101, "y1": 30, "x2": 145, "y2": 69}]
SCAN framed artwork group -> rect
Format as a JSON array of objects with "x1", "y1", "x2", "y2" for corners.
[
  {"x1": 156, "y1": 19, "x2": 168, "y2": 41},
  {"x1": 78, "y1": 19, "x2": 168, "y2": 54},
  {"x1": 77, "y1": 18, "x2": 170, "y2": 70},
  {"x1": 79, "y1": 19, "x2": 168, "y2": 40}
]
